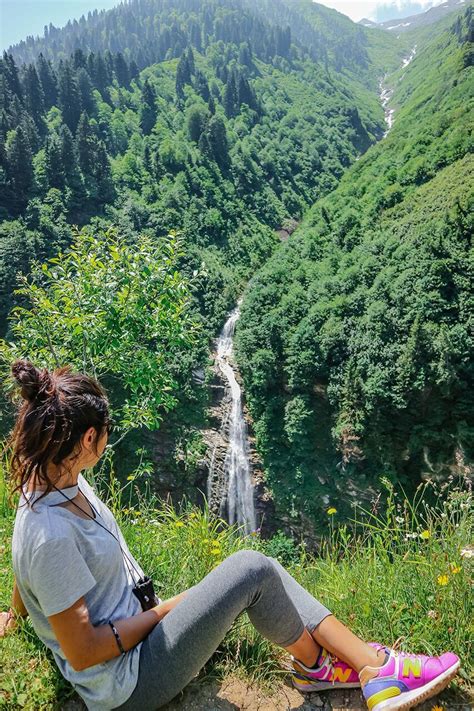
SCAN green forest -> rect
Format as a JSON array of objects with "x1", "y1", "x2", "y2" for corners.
[{"x1": 0, "y1": 0, "x2": 473, "y2": 535}]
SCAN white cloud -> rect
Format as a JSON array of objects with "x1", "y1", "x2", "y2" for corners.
[{"x1": 313, "y1": 0, "x2": 445, "y2": 22}]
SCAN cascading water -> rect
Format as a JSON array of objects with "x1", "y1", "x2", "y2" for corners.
[
  {"x1": 208, "y1": 306, "x2": 257, "y2": 535},
  {"x1": 380, "y1": 45, "x2": 417, "y2": 137}
]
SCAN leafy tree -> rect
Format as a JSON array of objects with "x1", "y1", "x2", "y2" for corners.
[
  {"x1": 186, "y1": 104, "x2": 207, "y2": 143},
  {"x1": 0, "y1": 229, "x2": 198, "y2": 436}
]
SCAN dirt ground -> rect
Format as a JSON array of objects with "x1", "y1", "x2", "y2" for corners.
[{"x1": 63, "y1": 676, "x2": 473, "y2": 710}]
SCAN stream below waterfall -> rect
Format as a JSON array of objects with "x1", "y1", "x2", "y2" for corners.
[{"x1": 207, "y1": 306, "x2": 257, "y2": 535}]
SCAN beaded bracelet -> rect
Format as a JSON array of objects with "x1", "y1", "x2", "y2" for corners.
[{"x1": 108, "y1": 621, "x2": 126, "y2": 655}]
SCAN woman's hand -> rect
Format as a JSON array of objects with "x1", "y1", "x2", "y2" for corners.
[{"x1": 0, "y1": 609, "x2": 18, "y2": 637}]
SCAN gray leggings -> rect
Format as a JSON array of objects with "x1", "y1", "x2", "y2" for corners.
[{"x1": 116, "y1": 549, "x2": 331, "y2": 710}]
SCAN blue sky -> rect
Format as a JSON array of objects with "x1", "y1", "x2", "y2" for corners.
[
  {"x1": 0, "y1": 0, "x2": 443, "y2": 51},
  {"x1": 1, "y1": 0, "x2": 118, "y2": 50}
]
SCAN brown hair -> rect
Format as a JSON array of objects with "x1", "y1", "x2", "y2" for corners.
[{"x1": 7, "y1": 360, "x2": 110, "y2": 504}]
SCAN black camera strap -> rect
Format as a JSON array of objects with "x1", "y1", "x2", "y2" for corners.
[{"x1": 51, "y1": 483, "x2": 143, "y2": 585}]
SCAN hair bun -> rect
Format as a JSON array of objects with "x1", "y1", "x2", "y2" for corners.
[{"x1": 11, "y1": 360, "x2": 56, "y2": 402}]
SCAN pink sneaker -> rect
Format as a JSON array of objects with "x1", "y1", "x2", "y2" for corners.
[
  {"x1": 291, "y1": 647, "x2": 361, "y2": 691},
  {"x1": 361, "y1": 647, "x2": 460, "y2": 710}
]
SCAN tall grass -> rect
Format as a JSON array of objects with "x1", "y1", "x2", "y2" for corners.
[{"x1": 0, "y1": 464, "x2": 472, "y2": 709}]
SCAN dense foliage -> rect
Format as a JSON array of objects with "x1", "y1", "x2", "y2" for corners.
[
  {"x1": 0, "y1": 228, "x2": 198, "y2": 434},
  {"x1": 236, "y1": 8, "x2": 474, "y2": 529},
  {"x1": 0, "y1": 0, "x2": 389, "y2": 339}
]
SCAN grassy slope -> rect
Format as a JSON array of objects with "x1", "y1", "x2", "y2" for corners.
[{"x1": 0, "y1": 470, "x2": 472, "y2": 708}]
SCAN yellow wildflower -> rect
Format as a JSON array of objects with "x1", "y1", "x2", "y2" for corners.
[
  {"x1": 175, "y1": 521, "x2": 184, "y2": 528},
  {"x1": 431, "y1": 705, "x2": 444, "y2": 711},
  {"x1": 127, "y1": 475, "x2": 135, "y2": 481},
  {"x1": 211, "y1": 548, "x2": 221, "y2": 556},
  {"x1": 211, "y1": 539, "x2": 220, "y2": 546},
  {"x1": 420, "y1": 530, "x2": 431, "y2": 540},
  {"x1": 327, "y1": 507, "x2": 337, "y2": 515},
  {"x1": 437, "y1": 574, "x2": 449, "y2": 586},
  {"x1": 449, "y1": 564, "x2": 461, "y2": 575}
]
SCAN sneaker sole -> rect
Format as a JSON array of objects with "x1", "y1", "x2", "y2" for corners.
[
  {"x1": 292, "y1": 676, "x2": 361, "y2": 692},
  {"x1": 370, "y1": 659, "x2": 461, "y2": 711}
]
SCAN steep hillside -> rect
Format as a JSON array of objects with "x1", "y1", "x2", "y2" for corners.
[
  {"x1": 0, "y1": 0, "x2": 388, "y2": 338},
  {"x1": 236, "y1": 7, "x2": 473, "y2": 532}
]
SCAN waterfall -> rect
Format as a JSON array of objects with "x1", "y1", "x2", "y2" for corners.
[
  {"x1": 380, "y1": 45, "x2": 417, "y2": 138},
  {"x1": 209, "y1": 306, "x2": 257, "y2": 535}
]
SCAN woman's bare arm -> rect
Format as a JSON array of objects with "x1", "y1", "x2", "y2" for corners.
[
  {"x1": 48, "y1": 590, "x2": 188, "y2": 671},
  {"x1": 12, "y1": 578, "x2": 28, "y2": 617},
  {"x1": 0, "y1": 578, "x2": 29, "y2": 637}
]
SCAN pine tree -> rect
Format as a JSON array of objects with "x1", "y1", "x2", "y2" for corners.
[
  {"x1": 76, "y1": 112, "x2": 95, "y2": 175},
  {"x1": 114, "y1": 53, "x2": 130, "y2": 87},
  {"x1": 176, "y1": 51, "x2": 191, "y2": 102},
  {"x1": 207, "y1": 115, "x2": 230, "y2": 170},
  {"x1": 77, "y1": 68, "x2": 95, "y2": 116},
  {"x1": 237, "y1": 73, "x2": 259, "y2": 113},
  {"x1": 73, "y1": 49, "x2": 87, "y2": 70},
  {"x1": 6, "y1": 126, "x2": 34, "y2": 213},
  {"x1": 194, "y1": 70, "x2": 210, "y2": 101},
  {"x1": 94, "y1": 52, "x2": 110, "y2": 99},
  {"x1": 22, "y1": 64, "x2": 45, "y2": 126},
  {"x1": 128, "y1": 60, "x2": 139, "y2": 83},
  {"x1": 190, "y1": 21, "x2": 202, "y2": 52},
  {"x1": 45, "y1": 132, "x2": 66, "y2": 190},
  {"x1": 58, "y1": 61, "x2": 82, "y2": 132},
  {"x1": 93, "y1": 140, "x2": 115, "y2": 206},
  {"x1": 59, "y1": 123, "x2": 84, "y2": 201},
  {"x1": 139, "y1": 79, "x2": 157, "y2": 135},
  {"x1": 276, "y1": 27, "x2": 291, "y2": 58},
  {"x1": 239, "y1": 42, "x2": 253, "y2": 69},
  {"x1": 20, "y1": 113, "x2": 40, "y2": 153},
  {"x1": 186, "y1": 47, "x2": 195, "y2": 76},
  {"x1": 198, "y1": 126, "x2": 212, "y2": 158},
  {"x1": 2, "y1": 53, "x2": 22, "y2": 100},
  {"x1": 37, "y1": 53, "x2": 58, "y2": 108},
  {"x1": 224, "y1": 70, "x2": 238, "y2": 118}
]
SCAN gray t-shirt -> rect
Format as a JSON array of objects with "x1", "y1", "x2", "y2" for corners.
[{"x1": 12, "y1": 474, "x2": 149, "y2": 710}]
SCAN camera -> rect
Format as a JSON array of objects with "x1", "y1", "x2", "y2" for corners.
[{"x1": 132, "y1": 576, "x2": 160, "y2": 611}]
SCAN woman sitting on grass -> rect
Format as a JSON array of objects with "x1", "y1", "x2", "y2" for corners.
[{"x1": 0, "y1": 361, "x2": 461, "y2": 711}]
